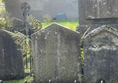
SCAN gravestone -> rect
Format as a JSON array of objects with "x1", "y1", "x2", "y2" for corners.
[
  {"x1": 21, "y1": 2, "x2": 31, "y2": 38},
  {"x1": 20, "y1": 2, "x2": 30, "y2": 23},
  {"x1": 84, "y1": 25, "x2": 118, "y2": 83},
  {"x1": 13, "y1": 18, "x2": 23, "y2": 28},
  {"x1": 12, "y1": 18, "x2": 24, "y2": 31},
  {"x1": 0, "y1": 29, "x2": 24, "y2": 80},
  {"x1": 56, "y1": 13, "x2": 66, "y2": 20},
  {"x1": 32, "y1": 23, "x2": 81, "y2": 83},
  {"x1": 77, "y1": 0, "x2": 118, "y2": 35}
]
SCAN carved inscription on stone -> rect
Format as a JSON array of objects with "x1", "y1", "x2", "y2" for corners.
[{"x1": 86, "y1": 0, "x2": 118, "y2": 19}]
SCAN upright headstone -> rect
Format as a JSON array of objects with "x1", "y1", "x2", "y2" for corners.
[
  {"x1": 77, "y1": 0, "x2": 118, "y2": 35},
  {"x1": 32, "y1": 23, "x2": 81, "y2": 83},
  {"x1": 12, "y1": 18, "x2": 24, "y2": 31},
  {"x1": 13, "y1": 18, "x2": 23, "y2": 28},
  {"x1": 0, "y1": 29, "x2": 24, "y2": 80},
  {"x1": 84, "y1": 25, "x2": 118, "y2": 83}
]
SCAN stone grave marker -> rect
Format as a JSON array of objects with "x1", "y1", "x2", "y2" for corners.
[
  {"x1": 84, "y1": 25, "x2": 118, "y2": 83},
  {"x1": 0, "y1": 29, "x2": 24, "y2": 80},
  {"x1": 12, "y1": 17, "x2": 24, "y2": 31},
  {"x1": 21, "y1": 2, "x2": 31, "y2": 38},
  {"x1": 20, "y1": 2, "x2": 30, "y2": 23},
  {"x1": 13, "y1": 17, "x2": 23, "y2": 28},
  {"x1": 56, "y1": 13, "x2": 66, "y2": 20},
  {"x1": 86, "y1": 0, "x2": 118, "y2": 19},
  {"x1": 77, "y1": 0, "x2": 118, "y2": 35},
  {"x1": 31, "y1": 23, "x2": 81, "y2": 83}
]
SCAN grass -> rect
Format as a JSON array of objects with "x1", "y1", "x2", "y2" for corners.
[
  {"x1": 2, "y1": 19, "x2": 78, "y2": 83},
  {"x1": 3, "y1": 76, "x2": 34, "y2": 83},
  {"x1": 42, "y1": 19, "x2": 79, "y2": 29}
]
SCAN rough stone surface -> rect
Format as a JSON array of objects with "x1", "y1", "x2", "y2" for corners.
[
  {"x1": 77, "y1": 24, "x2": 118, "y2": 35},
  {"x1": 86, "y1": 0, "x2": 118, "y2": 19},
  {"x1": 5, "y1": 0, "x2": 78, "y2": 21},
  {"x1": 78, "y1": 0, "x2": 86, "y2": 25},
  {"x1": 0, "y1": 29, "x2": 24, "y2": 80},
  {"x1": 77, "y1": 0, "x2": 118, "y2": 34},
  {"x1": 78, "y1": 0, "x2": 118, "y2": 24},
  {"x1": 13, "y1": 18, "x2": 23, "y2": 27},
  {"x1": 84, "y1": 25, "x2": 118, "y2": 83},
  {"x1": 13, "y1": 18, "x2": 23, "y2": 31},
  {"x1": 32, "y1": 23, "x2": 81, "y2": 83}
]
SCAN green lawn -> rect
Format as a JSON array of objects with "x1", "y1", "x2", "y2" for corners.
[
  {"x1": 42, "y1": 19, "x2": 79, "y2": 31},
  {"x1": 3, "y1": 76, "x2": 34, "y2": 83},
  {"x1": 3, "y1": 19, "x2": 79, "y2": 83}
]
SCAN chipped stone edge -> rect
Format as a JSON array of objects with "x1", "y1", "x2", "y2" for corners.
[
  {"x1": 84, "y1": 25, "x2": 118, "y2": 39},
  {"x1": 0, "y1": 29, "x2": 16, "y2": 36}
]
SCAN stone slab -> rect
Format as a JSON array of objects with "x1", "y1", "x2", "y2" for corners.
[
  {"x1": 84, "y1": 25, "x2": 118, "y2": 83},
  {"x1": 13, "y1": 17, "x2": 23, "y2": 27},
  {"x1": 86, "y1": 0, "x2": 118, "y2": 19},
  {"x1": 32, "y1": 23, "x2": 81, "y2": 83},
  {"x1": 0, "y1": 29, "x2": 24, "y2": 80},
  {"x1": 77, "y1": 0, "x2": 118, "y2": 35},
  {"x1": 78, "y1": 0, "x2": 118, "y2": 25}
]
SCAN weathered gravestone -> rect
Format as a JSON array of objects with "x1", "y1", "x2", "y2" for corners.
[
  {"x1": 20, "y1": 2, "x2": 30, "y2": 24},
  {"x1": 21, "y1": 2, "x2": 31, "y2": 38},
  {"x1": 0, "y1": 29, "x2": 24, "y2": 80},
  {"x1": 13, "y1": 18, "x2": 23, "y2": 28},
  {"x1": 12, "y1": 18, "x2": 24, "y2": 31},
  {"x1": 84, "y1": 25, "x2": 118, "y2": 83},
  {"x1": 32, "y1": 23, "x2": 81, "y2": 83},
  {"x1": 77, "y1": 0, "x2": 118, "y2": 35}
]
